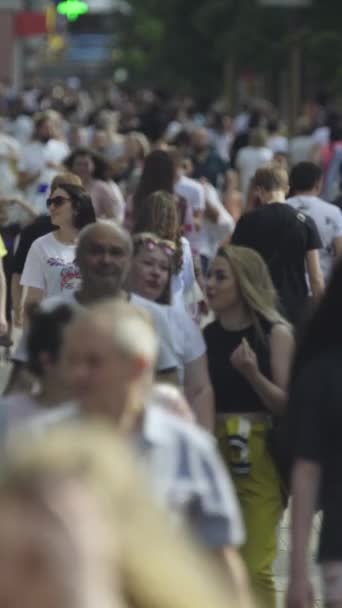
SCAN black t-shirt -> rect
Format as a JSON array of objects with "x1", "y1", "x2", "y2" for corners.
[
  {"x1": 232, "y1": 203, "x2": 322, "y2": 324},
  {"x1": 204, "y1": 319, "x2": 272, "y2": 414},
  {"x1": 12, "y1": 215, "x2": 54, "y2": 274},
  {"x1": 191, "y1": 150, "x2": 228, "y2": 187},
  {"x1": 289, "y1": 350, "x2": 342, "y2": 561}
]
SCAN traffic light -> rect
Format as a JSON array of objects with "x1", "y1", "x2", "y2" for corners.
[{"x1": 55, "y1": 0, "x2": 89, "y2": 22}]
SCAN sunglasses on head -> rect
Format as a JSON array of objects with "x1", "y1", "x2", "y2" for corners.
[
  {"x1": 46, "y1": 196, "x2": 71, "y2": 209},
  {"x1": 134, "y1": 233, "x2": 176, "y2": 257}
]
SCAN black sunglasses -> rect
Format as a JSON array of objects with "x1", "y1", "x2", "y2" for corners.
[{"x1": 46, "y1": 196, "x2": 71, "y2": 209}]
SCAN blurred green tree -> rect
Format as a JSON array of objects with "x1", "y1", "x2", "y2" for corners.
[{"x1": 117, "y1": 0, "x2": 342, "y2": 100}]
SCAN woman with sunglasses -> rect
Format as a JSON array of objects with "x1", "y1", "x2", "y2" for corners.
[
  {"x1": 204, "y1": 245, "x2": 294, "y2": 608},
  {"x1": 20, "y1": 182, "x2": 96, "y2": 311},
  {"x1": 127, "y1": 232, "x2": 214, "y2": 430}
]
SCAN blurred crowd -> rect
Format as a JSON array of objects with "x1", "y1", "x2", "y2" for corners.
[{"x1": 0, "y1": 78, "x2": 341, "y2": 608}]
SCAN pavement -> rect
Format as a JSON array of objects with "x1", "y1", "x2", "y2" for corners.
[{"x1": 275, "y1": 509, "x2": 321, "y2": 608}]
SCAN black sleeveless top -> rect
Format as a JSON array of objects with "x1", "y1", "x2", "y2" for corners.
[{"x1": 204, "y1": 319, "x2": 273, "y2": 414}]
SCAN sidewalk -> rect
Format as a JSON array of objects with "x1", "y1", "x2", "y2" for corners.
[{"x1": 274, "y1": 509, "x2": 322, "y2": 607}]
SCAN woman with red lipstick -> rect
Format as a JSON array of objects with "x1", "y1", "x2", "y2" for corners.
[
  {"x1": 127, "y1": 232, "x2": 214, "y2": 430},
  {"x1": 204, "y1": 244, "x2": 294, "y2": 608}
]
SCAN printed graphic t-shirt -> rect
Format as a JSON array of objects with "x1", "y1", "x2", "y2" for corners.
[{"x1": 21, "y1": 232, "x2": 80, "y2": 298}]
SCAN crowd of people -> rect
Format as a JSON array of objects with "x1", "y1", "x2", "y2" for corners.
[{"x1": 0, "y1": 79, "x2": 341, "y2": 608}]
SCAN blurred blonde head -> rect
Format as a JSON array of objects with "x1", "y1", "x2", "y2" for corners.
[
  {"x1": 1, "y1": 423, "x2": 235, "y2": 608},
  {"x1": 61, "y1": 300, "x2": 158, "y2": 431},
  {"x1": 89, "y1": 299, "x2": 158, "y2": 365}
]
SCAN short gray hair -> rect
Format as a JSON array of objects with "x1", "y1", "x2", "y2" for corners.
[{"x1": 76, "y1": 220, "x2": 133, "y2": 262}]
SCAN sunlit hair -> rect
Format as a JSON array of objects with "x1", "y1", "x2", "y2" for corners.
[
  {"x1": 252, "y1": 165, "x2": 289, "y2": 193},
  {"x1": 51, "y1": 172, "x2": 82, "y2": 190},
  {"x1": 88, "y1": 299, "x2": 158, "y2": 365},
  {"x1": 1, "y1": 423, "x2": 235, "y2": 608},
  {"x1": 133, "y1": 191, "x2": 183, "y2": 272},
  {"x1": 217, "y1": 245, "x2": 287, "y2": 339}
]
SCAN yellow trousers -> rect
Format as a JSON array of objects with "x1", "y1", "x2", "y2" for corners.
[{"x1": 217, "y1": 419, "x2": 283, "y2": 608}]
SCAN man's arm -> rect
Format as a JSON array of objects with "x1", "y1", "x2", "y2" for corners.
[{"x1": 305, "y1": 249, "x2": 324, "y2": 299}]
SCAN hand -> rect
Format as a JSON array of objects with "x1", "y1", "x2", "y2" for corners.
[
  {"x1": 230, "y1": 337, "x2": 258, "y2": 380},
  {"x1": 0, "y1": 317, "x2": 8, "y2": 336},
  {"x1": 287, "y1": 576, "x2": 314, "y2": 608}
]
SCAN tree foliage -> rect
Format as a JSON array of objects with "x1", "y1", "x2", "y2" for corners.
[{"x1": 117, "y1": 0, "x2": 342, "y2": 97}]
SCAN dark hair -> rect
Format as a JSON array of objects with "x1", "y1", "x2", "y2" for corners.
[
  {"x1": 328, "y1": 112, "x2": 342, "y2": 144},
  {"x1": 267, "y1": 119, "x2": 280, "y2": 134},
  {"x1": 27, "y1": 304, "x2": 75, "y2": 378},
  {"x1": 64, "y1": 147, "x2": 111, "y2": 181},
  {"x1": 290, "y1": 258, "x2": 342, "y2": 384},
  {"x1": 289, "y1": 162, "x2": 323, "y2": 194},
  {"x1": 132, "y1": 150, "x2": 176, "y2": 214},
  {"x1": 51, "y1": 182, "x2": 96, "y2": 230}
]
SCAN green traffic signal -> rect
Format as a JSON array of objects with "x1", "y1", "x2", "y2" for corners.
[{"x1": 56, "y1": 0, "x2": 89, "y2": 22}]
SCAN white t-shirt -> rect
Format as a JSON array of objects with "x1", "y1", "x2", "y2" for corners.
[
  {"x1": 175, "y1": 175, "x2": 205, "y2": 213},
  {"x1": 175, "y1": 176, "x2": 205, "y2": 254},
  {"x1": 171, "y1": 237, "x2": 196, "y2": 305},
  {"x1": 108, "y1": 181, "x2": 126, "y2": 224},
  {"x1": 21, "y1": 233, "x2": 80, "y2": 298},
  {"x1": 287, "y1": 194, "x2": 342, "y2": 280},
  {"x1": 12, "y1": 292, "x2": 177, "y2": 372},
  {"x1": 0, "y1": 394, "x2": 76, "y2": 441},
  {"x1": 0, "y1": 133, "x2": 20, "y2": 197},
  {"x1": 18, "y1": 139, "x2": 70, "y2": 213},
  {"x1": 13, "y1": 293, "x2": 178, "y2": 376},
  {"x1": 18, "y1": 139, "x2": 69, "y2": 176},
  {"x1": 132, "y1": 295, "x2": 205, "y2": 385},
  {"x1": 236, "y1": 146, "x2": 273, "y2": 198},
  {"x1": 131, "y1": 294, "x2": 182, "y2": 373},
  {"x1": 198, "y1": 182, "x2": 235, "y2": 260},
  {"x1": 289, "y1": 136, "x2": 314, "y2": 166},
  {"x1": 267, "y1": 135, "x2": 289, "y2": 154}
]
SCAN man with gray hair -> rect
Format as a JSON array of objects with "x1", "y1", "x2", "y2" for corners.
[{"x1": 7, "y1": 221, "x2": 178, "y2": 392}]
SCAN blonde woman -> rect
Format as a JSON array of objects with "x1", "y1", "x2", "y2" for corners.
[
  {"x1": 204, "y1": 245, "x2": 294, "y2": 608},
  {"x1": 2, "y1": 423, "x2": 244, "y2": 608}
]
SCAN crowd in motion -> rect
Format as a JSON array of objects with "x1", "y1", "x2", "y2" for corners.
[{"x1": 0, "y1": 80, "x2": 341, "y2": 608}]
